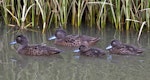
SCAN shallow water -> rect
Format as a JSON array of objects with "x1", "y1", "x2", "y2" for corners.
[{"x1": 0, "y1": 25, "x2": 150, "y2": 80}]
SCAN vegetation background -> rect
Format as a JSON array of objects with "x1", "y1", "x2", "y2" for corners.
[{"x1": 0, "y1": 0, "x2": 149, "y2": 33}]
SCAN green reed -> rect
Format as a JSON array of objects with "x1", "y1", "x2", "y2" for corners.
[
  {"x1": 3, "y1": 0, "x2": 34, "y2": 29},
  {"x1": 125, "y1": 0, "x2": 130, "y2": 30},
  {"x1": 71, "y1": 0, "x2": 76, "y2": 26},
  {"x1": 77, "y1": 0, "x2": 87, "y2": 27},
  {"x1": 88, "y1": 1, "x2": 108, "y2": 29},
  {"x1": 0, "y1": 0, "x2": 150, "y2": 32},
  {"x1": 35, "y1": 0, "x2": 46, "y2": 33},
  {"x1": 146, "y1": 0, "x2": 150, "y2": 31},
  {"x1": 31, "y1": 0, "x2": 35, "y2": 27},
  {"x1": 1, "y1": 0, "x2": 9, "y2": 24}
]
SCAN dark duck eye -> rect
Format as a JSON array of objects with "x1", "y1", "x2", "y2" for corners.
[{"x1": 79, "y1": 45, "x2": 87, "y2": 51}]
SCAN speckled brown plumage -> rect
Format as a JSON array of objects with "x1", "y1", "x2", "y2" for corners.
[
  {"x1": 52, "y1": 28, "x2": 100, "y2": 47},
  {"x1": 78, "y1": 45, "x2": 106, "y2": 57},
  {"x1": 16, "y1": 35, "x2": 62, "y2": 56},
  {"x1": 106, "y1": 40, "x2": 143, "y2": 55}
]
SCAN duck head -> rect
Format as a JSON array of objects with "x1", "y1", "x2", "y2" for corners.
[
  {"x1": 55, "y1": 28, "x2": 67, "y2": 39},
  {"x1": 106, "y1": 39, "x2": 123, "y2": 50},
  {"x1": 48, "y1": 28, "x2": 67, "y2": 40},
  {"x1": 16, "y1": 35, "x2": 29, "y2": 46}
]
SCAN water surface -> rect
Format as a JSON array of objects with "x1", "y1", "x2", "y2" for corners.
[{"x1": 0, "y1": 25, "x2": 150, "y2": 80}]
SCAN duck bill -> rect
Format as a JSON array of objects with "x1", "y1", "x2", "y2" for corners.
[
  {"x1": 73, "y1": 49, "x2": 80, "y2": 53},
  {"x1": 48, "y1": 36, "x2": 56, "y2": 40},
  {"x1": 10, "y1": 41, "x2": 17, "y2": 45},
  {"x1": 106, "y1": 45, "x2": 112, "y2": 50}
]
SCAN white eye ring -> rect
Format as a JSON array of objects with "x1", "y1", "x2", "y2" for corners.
[{"x1": 18, "y1": 37, "x2": 22, "y2": 40}]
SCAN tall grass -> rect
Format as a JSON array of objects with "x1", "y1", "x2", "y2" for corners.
[
  {"x1": 0, "y1": 0, "x2": 150, "y2": 32},
  {"x1": 3, "y1": 0, "x2": 35, "y2": 29}
]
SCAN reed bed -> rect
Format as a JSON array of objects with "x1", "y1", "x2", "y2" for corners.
[{"x1": 0, "y1": 0, "x2": 150, "y2": 33}]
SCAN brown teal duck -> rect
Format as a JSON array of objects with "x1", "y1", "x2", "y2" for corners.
[
  {"x1": 12, "y1": 35, "x2": 62, "y2": 56},
  {"x1": 49, "y1": 28, "x2": 100, "y2": 47},
  {"x1": 74, "y1": 45, "x2": 106, "y2": 57},
  {"x1": 106, "y1": 39, "x2": 143, "y2": 55}
]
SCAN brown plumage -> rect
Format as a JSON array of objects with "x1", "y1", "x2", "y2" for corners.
[
  {"x1": 106, "y1": 39, "x2": 143, "y2": 55},
  {"x1": 50, "y1": 28, "x2": 100, "y2": 47},
  {"x1": 15, "y1": 35, "x2": 62, "y2": 56},
  {"x1": 78, "y1": 45, "x2": 106, "y2": 57}
]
